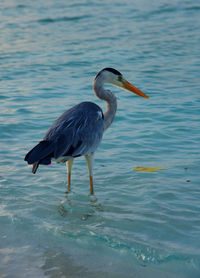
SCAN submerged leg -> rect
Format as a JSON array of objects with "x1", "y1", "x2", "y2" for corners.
[
  {"x1": 85, "y1": 154, "x2": 94, "y2": 195},
  {"x1": 66, "y1": 158, "x2": 74, "y2": 191}
]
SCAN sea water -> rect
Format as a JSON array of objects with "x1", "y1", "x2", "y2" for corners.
[{"x1": 0, "y1": 0, "x2": 200, "y2": 277}]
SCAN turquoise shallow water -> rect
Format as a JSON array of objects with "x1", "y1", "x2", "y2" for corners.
[{"x1": 0, "y1": 0, "x2": 200, "y2": 277}]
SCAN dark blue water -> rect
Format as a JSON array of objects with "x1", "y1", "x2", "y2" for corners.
[{"x1": 0, "y1": 0, "x2": 200, "y2": 277}]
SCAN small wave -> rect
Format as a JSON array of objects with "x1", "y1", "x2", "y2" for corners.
[
  {"x1": 16, "y1": 4, "x2": 27, "y2": 9},
  {"x1": 184, "y1": 5, "x2": 200, "y2": 11},
  {"x1": 145, "y1": 4, "x2": 200, "y2": 19},
  {"x1": 37, "y1": 15, "x2": 89, "y2": 24}
]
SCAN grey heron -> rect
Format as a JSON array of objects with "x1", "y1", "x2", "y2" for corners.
[{"x1": 25, "y1": 68, "x2": 149, "y2": 195}]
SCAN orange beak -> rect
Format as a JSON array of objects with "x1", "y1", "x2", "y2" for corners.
[{"x1": 123, "y1": 81, "x2": 149, "y2": 99}]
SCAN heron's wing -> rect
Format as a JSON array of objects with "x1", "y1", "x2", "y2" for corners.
[{"x1": 44, "y1": 102, "x2": 104, "y2": 159}]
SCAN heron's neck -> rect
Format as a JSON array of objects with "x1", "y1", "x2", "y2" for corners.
[{"x1": 93, "y1": 79, "x2": 117, "y2": 131}]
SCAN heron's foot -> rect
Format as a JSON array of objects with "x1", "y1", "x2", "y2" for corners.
[
  {"x1": 65, "y1": 187, "x2": 71, "y2": 195},
  {"x1": 57, "y1": 202, "x2": 68, "y2": 217},
  {"x1": 89, "y1": 194, "x2": 98, "y2": 204},
  {"x1": 65, "y1": 181, "x2": 72, "y2": 193}
]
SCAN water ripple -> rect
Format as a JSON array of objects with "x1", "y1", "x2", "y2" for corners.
[{"x1": 37, "y1": 15, "x2": 90, "y2": 24}]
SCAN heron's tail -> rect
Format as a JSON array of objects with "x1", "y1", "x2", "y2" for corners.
[{"x1": 24, "y1": 140, "x2": 54, "y2": 174}]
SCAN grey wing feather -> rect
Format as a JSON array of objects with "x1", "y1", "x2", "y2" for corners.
[{"x1": 44, "y1": 102, "x2": 104, "y2": 159}]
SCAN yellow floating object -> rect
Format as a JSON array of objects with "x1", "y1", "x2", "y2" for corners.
[{"x1": 133, "y1": 167, "x2": 165, "y2": 172}]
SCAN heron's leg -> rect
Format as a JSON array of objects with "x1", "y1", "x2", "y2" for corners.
[
  {"x1": 85, "y1": 154, "x2": 94, "y2": 195},
  {"x1": 66, "y1": 158, "x2": 74, "y2": 191}
]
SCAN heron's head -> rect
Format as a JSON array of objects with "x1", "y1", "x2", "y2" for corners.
[{"x1": 95, "y1": 67, "x2": 149, "y2": 99}]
